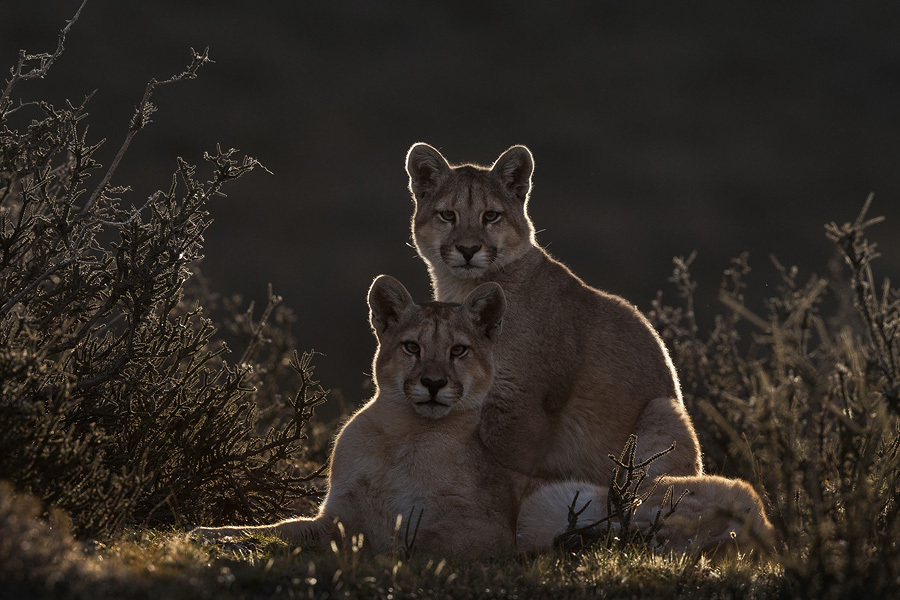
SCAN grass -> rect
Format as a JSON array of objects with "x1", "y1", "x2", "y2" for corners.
[{"x1": 9, "y1": 523, "x2": 787, "y2": 599}]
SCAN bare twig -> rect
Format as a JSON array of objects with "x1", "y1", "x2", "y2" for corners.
[
  {"x1": 238, "y1": 283, "x2": 283, "y2": 367},
  {"x1": 1, "y1": 0, "x2": 88, "y2": 111},
  {"x1": 80, "y1": 47, "x2": 213, "y2": 217},
  {"x1": 403, "y1": 506, "x2": 424, "y2": 557}
]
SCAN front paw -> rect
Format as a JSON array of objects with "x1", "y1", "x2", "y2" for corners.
[{"x1": 188, "y1": 526, "x2": 246, "y2": 544}]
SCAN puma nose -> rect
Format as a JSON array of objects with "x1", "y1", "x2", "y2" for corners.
[
  {"x1": 421, "y1": 377, "x2": 447, "y2": 398},
  {"x1": 456, "y1": 245, "x2": 481, "y2": 262}
]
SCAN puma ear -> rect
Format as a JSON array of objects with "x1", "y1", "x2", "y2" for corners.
[
  {"x1": 490, "y1": 145, "x2": 534, "y2": 203},
  {"x1": 464, "y1": 282, "x2": 506, "y2": 340},
  {"x1": 368, "y1": 275, "x2": 415, "y2": 336},
  {"x1": 406, "y1": 142, "x2": 451, "y2": 202}
]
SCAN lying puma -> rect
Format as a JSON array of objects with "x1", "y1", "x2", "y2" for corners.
[
  {"x1": 191, "y1": 276, "x2": 530, "y2": 555},
  {"x1": 406, "y1": 143, "x2": 703, "y2": 482},
  {"x1": 190, "y1": 276, "x2": 773, "y2": 556}
]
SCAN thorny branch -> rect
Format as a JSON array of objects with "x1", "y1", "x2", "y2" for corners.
[
  {"x1": 1, "y1": 0, "x2": 88, "y2": 113},
  {"x1": 1, "y1": 11, "x2": 325, "y2": 537},
  {"x1": 81, "y1": 47, "x2": 214, "y2": 217},
  {"x1": 555, "y1": 435, "x2": 685, "y2": 551}
]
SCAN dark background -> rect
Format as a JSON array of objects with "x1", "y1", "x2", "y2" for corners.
[{"x1": 3, "y1": 1, "x2": 899, "y2": 408}]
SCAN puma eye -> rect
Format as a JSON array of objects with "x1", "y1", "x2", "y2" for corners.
[
  {"x1": 402, "y1": 341, "x2": 420, "y2": 355},
  {"x1": 438, "y1": 210, "x2": 456, "y2": 223},
  {"x1": 482, "y1": 211, "x2": 501, "y2": 224},
  {"x1": 450, "y1": 345, "x2": 468, "y2": 358}
]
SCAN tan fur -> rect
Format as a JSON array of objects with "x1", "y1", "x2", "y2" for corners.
[
  {"x1": 406, "y1": 143, "x2": 703, "y2": 482},
  {"x1": 640, "y1": 475, "x2": 776, "y2": 555},
  {"x1": 191, "y1": 276, "x2": 533, "y2": 556},
  {"x1": 516, "y1": 475, "x2": 775, "y2": 556},
  {"x1": 190, "y1": 276, "x2": 771, "y2": 557}
]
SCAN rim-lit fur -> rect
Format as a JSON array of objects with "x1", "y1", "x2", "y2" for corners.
[
  {"x1": 190, "y1": 276, "x2": 773, "y2": 557},
  {"x1": 368, "y1": 275, "x2": 503, "y2": 420},
  {"x1": 406, "y1": 142, "x2": 703, "y2": 482},
  {"x1": 191, "y1": 277, "x2": 524, "y2": 557}
]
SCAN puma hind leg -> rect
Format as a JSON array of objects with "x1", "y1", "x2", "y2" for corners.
[
  {"x1": 636, "y1": 475, "x2": 775, "y2": 555},
  {"x1": 632, "y1": 396, "x2": 703, "y2": 478}
]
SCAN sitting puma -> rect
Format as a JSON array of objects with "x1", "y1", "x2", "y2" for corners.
[
  {"x1": 192, "y1": 276, "x2": 533, "y2": 555},
  {"x1": 190, "y1": 276, "x2": 773, "y2": 556},
  {"x1": 406, "y1": 143, "x2": 703, "y2": 482}
]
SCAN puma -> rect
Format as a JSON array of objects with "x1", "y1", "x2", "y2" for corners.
[
  {"x1": 190, "y1": 276, "x2": 773, "y2": 556},
  {"x1": 407, "y1": 143, "x2": 703, "y2": 482},
  {"x1": 192, "y1": 276, "x2": 531, "y2": 556}
]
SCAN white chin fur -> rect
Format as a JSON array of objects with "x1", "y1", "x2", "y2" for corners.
[
  {"x1": 413, "y1": 401, "x2": 452, "y2": 419},
  {"x1": 449, "y1": 264, "x2": 487, "y2": 279},
  {"x1": 410, "y1": 387, "x2": 454, "y2": 419}
]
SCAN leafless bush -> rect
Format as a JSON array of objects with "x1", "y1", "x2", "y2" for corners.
[{"x1": 0, "y1": 4, "x2": 326, "y2": 538}]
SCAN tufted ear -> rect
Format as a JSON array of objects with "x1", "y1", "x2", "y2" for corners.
[
  {"x1": 406, "y1": 142, "x2": 451, "y2": 202},
  {"x1": 463, "y1": 282, "x2": 506, "y2": 340},
  {"x1": 368, "y1": 275, "x2": 415, "y2": 336},
  {"x1": 490, "y1": 145, "x2": 534, "y2": 203}
]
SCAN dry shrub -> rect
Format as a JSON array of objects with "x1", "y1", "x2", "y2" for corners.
[
  {"x1": 650, "y1": 196, "x2": 899, "y2": 596},
  {"x1": 0, "y1": 3, "x2": 326, "y2": 539}
]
